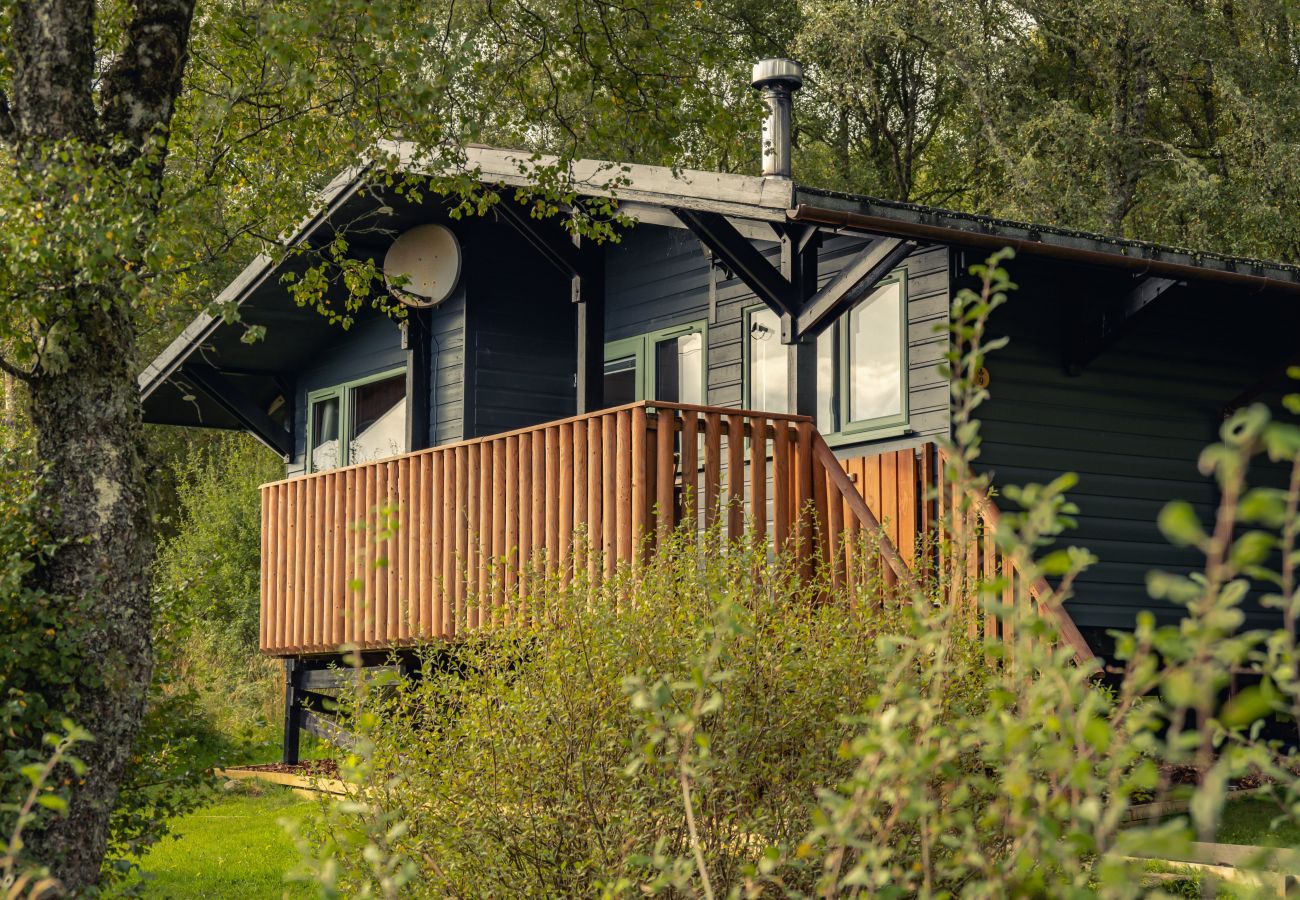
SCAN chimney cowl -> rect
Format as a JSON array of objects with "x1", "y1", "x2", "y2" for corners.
[
  {"x1": 751, "y1": 58, "x2": 803, "y2": 91},
  {"x1": 751, "y1": 58, "x2": 802, "y2": 179}
]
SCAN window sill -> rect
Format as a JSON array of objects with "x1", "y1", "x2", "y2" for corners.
[{"x1": 820, "y1": 423, "x2": 913, "y2": 450}]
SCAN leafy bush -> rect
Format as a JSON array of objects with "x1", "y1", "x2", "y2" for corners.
[
  {"x1": 155, "y1": 432, "x2": 283, "y2": 648},
  {"x1": 0, "y1": 450, "x2": 91, "y2": 850},
  {"x1": 153, "y1": 432, "x2": 287, "y2": 760},
  {"x1": 295, "y1": 532, "x2": 993, "y2": 898}
]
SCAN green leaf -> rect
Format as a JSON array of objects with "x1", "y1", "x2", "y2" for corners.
[
  {"x1": 1220, "y1": 686, "x2": 1273, "y2": 729},
  {"x1": 1158, "y1": 501, "x2": 1205, "y2": 548},
  {"x1": 35, "y1": 794, "x2": 67, "y2": 812}
]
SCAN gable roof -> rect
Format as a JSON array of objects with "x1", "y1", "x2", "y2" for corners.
[{"x1": 140, "y1": 141, "x2": 1300, "y2": 439}]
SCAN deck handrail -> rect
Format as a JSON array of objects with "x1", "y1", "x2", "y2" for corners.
[{"x1": 259, "y1": 401, "x2": 907, "y2": 655}]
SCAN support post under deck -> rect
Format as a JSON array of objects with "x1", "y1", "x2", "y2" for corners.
[{"x1": 282, "y1": 658, "x2": 302, "y2": 765}]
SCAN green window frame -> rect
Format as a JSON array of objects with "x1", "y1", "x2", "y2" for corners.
[
  {"x1": 603, "y1": 320, "x2": 708, "y2": 403},
  {"x1": 743, "y1": 272, "x2": 908, "y2": 440},
  {"x1": 305, "y1": 366, "x2": 408, "y2": 473}
]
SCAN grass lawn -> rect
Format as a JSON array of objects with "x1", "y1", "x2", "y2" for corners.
[
  {"x1": 1216, "y1": 795, "x2": 1300, "y2": 848},
  {"x1": 115, "y1": 785, "x2": 316, "y2": 898}
]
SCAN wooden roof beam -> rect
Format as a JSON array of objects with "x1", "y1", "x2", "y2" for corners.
[
  {"x1": 181, "y1": 363, "x2": 291, "y2": 459},
  {"x1": 1069, "y1": 276, "x2": 1181, "y2": 374},
  {"x1": 493, "y1": 199, "x2": 586, "y2": 278},
  {"x1": 672, "y1": 207, "x2": 799, "y2": 319}
]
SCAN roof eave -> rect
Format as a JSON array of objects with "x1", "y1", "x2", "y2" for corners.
[{"x1": 790, "y1": 190, "x2": 1300, "y2": 294}]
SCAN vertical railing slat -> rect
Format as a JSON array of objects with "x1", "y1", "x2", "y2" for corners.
[
  {"x1": 656, "y1": 409, "x2": 676, "y2": 544},
  {"x1": 631, "y1": 406, "x2": 649, "y2": 567},
  {"x1": 505, "y1": 435, "x2": 519, "y2": 624},
  {"x1": 771, "y1": 422, "x2": 791, "y2": 557},
  {"x1": 795, "y1": 421, "x2": 814, "y2": 576},
  {"x1": 587, "y1": 417, "x2": 602, "y2": 585},
  {"x1": 517, "y1": 433, "x2": 532, "y2": 618},
  {"x1": 827, "y1": 457, "x2": 844, "y2": 590},
  {"x1": 492, "y1": 438, "x2": 507, "y2": 625},
  {"x1": 726, "y1": 415, "x2": 745, "y2": 540},
  {"x1": 454, "y1": 444, "x2": 468, "y2": 637},
  {"x1": 545, "y1": 426, "x2": 560, "y2": 579},
  {"x1": 616, "y1": 411, "x2": 632, "y2": 564},
  {"x1": 703, "y1": 412, "x2": 722, "y2": 530},
  {"x1": 681, "y1": 412, "x2": 699, "y2": 534},
  {"x1": 398, "y1": 456, "x2": 410, "y2": 642},
  {"x1": 602, "y1": 414, "x2": 617, "y2": 578},
  {"x1": 574, "y1": 419, "x2": 589, "y2": 577},
  {"x1": 558, "y1": 422, "x2": 574, "y2": 583},
  {"x1": 749, "y1": 417, "x2": 768, "y2": 550}
]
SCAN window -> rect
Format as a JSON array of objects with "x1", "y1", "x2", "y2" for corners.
[
  {"x1": 306, "y1": 368, "x2": 408, "y2": 472},
  {"x1": 746, "y1": 307, "x2": 787, "y2": 413},
  {"x1": 745, "y1": 276, "x2": 907, "y2": 437},
  {"x1": 603, "y1": 322, "x2": 707, "y2": 404},
  {"x1": 309, "y1": 394, "x2": 342, "y2": 471}
]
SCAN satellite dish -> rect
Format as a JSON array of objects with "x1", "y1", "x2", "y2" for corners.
[{"x1": 383, "y1": 224, "x2": 461, "y2": 308}]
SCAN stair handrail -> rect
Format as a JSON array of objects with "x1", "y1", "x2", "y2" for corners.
[
  {"x1": 934, "y1": 447, "x2": 1095, "y2": 663},
  {"x1": 811, "y1": 432, "x2": 916, "y2": 590}
]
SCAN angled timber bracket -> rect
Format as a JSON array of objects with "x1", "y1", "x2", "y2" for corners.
[
  {"x1": 673, "y1": 208, "x2": 800, "y2": 318},
  {"x1": 182, "y1": 362, "x2": 292, "y2": 459},
  {"x1": 794, "y1": 237, "x2": 915, "y2": 339},
  {"x1": 673, "y1": 208, "x2": 914, "y2": 347},
  {"x1": 494, "y1": 199, "x2": 587, "y2": 279},
  {"x1": 1069, "y1": 275, "x2": 1182, "y2": 374}
]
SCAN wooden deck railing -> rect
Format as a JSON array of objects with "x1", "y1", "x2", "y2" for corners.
[{"x1": 259, "y1": 401, "x2": 908, "y2": 656}]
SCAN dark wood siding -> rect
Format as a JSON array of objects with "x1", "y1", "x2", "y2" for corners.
[
  {"x1": 973, "y1": 252, "x2": 1300, "y2": 641},
  {"x1": 604, "y1": 223, "x2": 950, "y2": 457},
  {"x1": 605, "y1": 224, "x2": 714, "y2": 341},
  {"x1": 430, "y1": 292, "x2": 466, "y2": 444},
  {"x1": 462, "y1": 220, "x2": 575, "y2": 436}
]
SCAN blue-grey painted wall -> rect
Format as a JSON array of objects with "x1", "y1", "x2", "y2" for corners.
[
  {"x1": 971, "y1": 252, "x2": 1300, "y2": 645},
  {"x1": 430, "y1": 292, "x2": 466, "y2": 445}
]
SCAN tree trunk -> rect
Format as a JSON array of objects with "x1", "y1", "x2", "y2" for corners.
[
  {"x1": 3, "y1": 0, "x2": 196, "y2": 887},
  {"x1": 23, "y1": 300, "x2": 152, "y2": 891}
]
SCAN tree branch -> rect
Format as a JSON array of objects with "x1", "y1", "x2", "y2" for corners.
[{"x1": 0, "y1": 352, "x2": 35, "y2": 384}]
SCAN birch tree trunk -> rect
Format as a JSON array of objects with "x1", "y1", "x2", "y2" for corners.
[{"x1": 3, "y1": 0, "x2": 196, "y2": 888}]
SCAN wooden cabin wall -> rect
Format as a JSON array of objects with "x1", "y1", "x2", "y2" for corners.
[
  {"x1": 429, "y1": 293, "x2": 467, "y2": 446},
  {"x1": 604, "y1": 223, "x2": 950, "y2": 457},
  {"x1": 972, "y1": 251, "x2": 1300, "y2": 647},
  {"x1": 285, "y1": 279, "x2": 466, "y2": 476},
  {"x1": 461, "y1": 219, "x2": 576, "y2": 437}
]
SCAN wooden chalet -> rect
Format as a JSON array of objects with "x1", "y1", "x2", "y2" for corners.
[{"x1": 140, "y1": 61, "x2": 1300, "y2": 759}]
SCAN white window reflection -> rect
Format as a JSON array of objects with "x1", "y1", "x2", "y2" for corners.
[
  {"x1": 816, "y1": 328, "x2": 835, "y2": 432},
  {"x1": 310, "y1": 395, "x2": 341, "y2": 471},
  {"x1": 349, "y1": 374, "x2": 407, "y2": 464},
  {"x1": 847, "y1": 282, "x2": 904, "y2": 424},
  {"x1": 748, "y1": 308, "x2": 787, "y2": 413},
  {"x1": 654, "y1": 331, "x2": 703, "y2": 405}
]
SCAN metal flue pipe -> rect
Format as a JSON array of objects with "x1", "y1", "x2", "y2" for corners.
[{"x1": 751, "y1": 58, "x2": 803, "y2": 178}]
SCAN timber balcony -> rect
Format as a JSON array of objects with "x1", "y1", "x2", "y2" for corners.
[{"x1": 259, "y1": 401, "x2": 1094, "y2": 662}]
